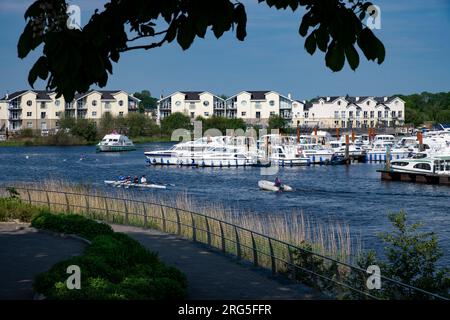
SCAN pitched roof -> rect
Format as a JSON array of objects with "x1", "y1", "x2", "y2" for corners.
[
  {"x1": 246, "y1": 90, "x2": 270, "y2": 100},
  {"x1": 1, "y1": 90, "x2": 28, "y2": 101},
  {"x1": 179, "y1": 91, "x2": 203, "y2": 100}
]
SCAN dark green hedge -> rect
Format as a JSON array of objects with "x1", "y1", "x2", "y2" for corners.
[{"x1": 31, "y1": 212, "x2": 187, "y2": 300}]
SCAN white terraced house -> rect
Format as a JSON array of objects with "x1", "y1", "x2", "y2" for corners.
[
  {"x1": 295, "y1": 96, "x2": 405, "y2": 129},
  {"x1": 157, "y1": 91, "x2": 226, "y2": 123},
  {"x1": 157, "y1": 90, "x2": 299, "y2": 126},
  {"x1": 0, "y1": 90, "x2": 140, "y2": 133}
]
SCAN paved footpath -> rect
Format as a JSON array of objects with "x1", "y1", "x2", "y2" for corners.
[
  {"x1": 0, "y1": 223, "x2": 86, "y2": 300},
  {"x1": 112, "y1": 224, "x2": 319, "y2": 300}
]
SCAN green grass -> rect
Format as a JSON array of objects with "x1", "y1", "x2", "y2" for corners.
[{"x1": 0, "y1": 197, "x2": 47, "y2": 222}]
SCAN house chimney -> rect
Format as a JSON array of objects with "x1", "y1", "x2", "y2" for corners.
[
  {"x1": 355, "y1": 96, "x2": 360, "y2": 102},
  {"x1": 326, "y1": 97, "x2": 330, "y2": 102},
  {"x1": 5, "y1": 92, "x2": 8, "y2": 100},
  {"x1": 302, "y1": 100, "x2": 306, "y2": 104},
  {"x1": 384, "y1": 96, "x2": 388, "y2": 102},
  {"x1": 288, "y1": 93, "x2": 292, "y2": 100}
]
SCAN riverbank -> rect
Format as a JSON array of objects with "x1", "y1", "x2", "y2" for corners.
[{"x1": 0, "y1": 135, "x2": 172, "y2": 147}]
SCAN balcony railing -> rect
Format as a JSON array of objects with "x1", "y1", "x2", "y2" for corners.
[
  {"x1": 9, "y1": 115, "x2": 22, "y2": 121},
  {"x1": 8, "y1": 103, "x2": 22, "y2": 110}
]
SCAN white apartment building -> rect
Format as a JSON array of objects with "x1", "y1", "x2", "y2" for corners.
[
  {"x1": 157, "y1": 91, "x2": 225, "y2": 123},
  {"x1": 296, "y1": 96, "x2": 405, "y2": 129},
  {"x1": 0, "y1": 90, "x2": 140, "y2": 132},
  {"x1": 157, "y1": 90, "x2": 296, "y2": 125}
]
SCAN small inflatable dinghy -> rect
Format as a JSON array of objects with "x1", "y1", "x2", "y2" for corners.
[{"x1": 258, "y1": 180, "x2": 293, "y2": 192}]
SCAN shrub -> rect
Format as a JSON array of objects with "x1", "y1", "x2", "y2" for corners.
[
  {"x1": 32, "y1": 213, "x2": 187, "y2": 300},
  {"x1": 0, "y1": 197, "x2": 45, "y2": 222},
  {"x1": 31, "y1": 212, "x2": 114, "y2": 241}
]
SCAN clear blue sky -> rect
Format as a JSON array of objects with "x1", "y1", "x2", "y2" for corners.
[{"x1": 0, "y1": 0, "x2": 449, "y2": 100}]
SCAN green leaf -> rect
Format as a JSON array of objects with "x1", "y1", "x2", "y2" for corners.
[
  {"x1": 345, "y1": 45, "x2": 360, "y2": 71},
  {"x1": 357, "y1": 27, "x2": 385, "y2": 64},
  {"x1": 28, "y1": 56, "x2": 48, "y2": 87},
  {"x1": 325, "y1": 42, "x2": 345, "y2": 72},
  {"x1": 304, "y1": 31, "x2": 317, "y2": 55}
]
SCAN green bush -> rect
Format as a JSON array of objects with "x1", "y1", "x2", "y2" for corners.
[
  {"x1": 31, "y1": 212, "x2": 114, "y2": 241},
  {"x1": 32, "y1": 213, "x2": 187, "y2": 300},
  {"x1": 0, "y1": 197, "x2": 46, "y2": 222}
]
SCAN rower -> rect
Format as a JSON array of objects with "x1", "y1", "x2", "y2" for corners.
[
  {"x1": 133, "y1": 176, "x2": 139, "y2": 184},
  {"x1": 140, "y1": 175, "x2": 147, "y2": 184}
]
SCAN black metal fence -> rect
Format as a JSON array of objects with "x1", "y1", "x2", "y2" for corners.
[{"x1": 1, "y1": 186, "x2": 447, "y2": 300}]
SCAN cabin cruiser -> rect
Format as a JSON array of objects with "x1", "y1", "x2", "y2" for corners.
[
  {"x1": 329, "y1": 140, "x2": 366, "y2": 158},
  {"x1": 297, "y1": 143, "x2": 334, "y2": 164},
  {"x1": 366, "y1": 141, "x2": 411, "y2": 161},
  {"x1": 177, "y1": 145, "x2": 255, "y2": 167},
  {"x1": 96, "y1": 133, "x2": 136, "y2": 152},
  {"x1": 261, "y1": 144, "x2": 310, "y2": 166},
  {"x1": 390, "y1": 155, "x2": 450, "y2": 176}
]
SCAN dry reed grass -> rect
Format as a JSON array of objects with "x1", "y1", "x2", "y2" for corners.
[{"x1": 2, "y1": 180, "x2": 361, "y2": 272}]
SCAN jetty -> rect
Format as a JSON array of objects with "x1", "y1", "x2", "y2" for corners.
[{"x1": 378, "y1": 169, "x2": 450, "y2": 185}]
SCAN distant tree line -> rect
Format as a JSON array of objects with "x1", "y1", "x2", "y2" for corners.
[{"x1": 399, "y1": 91, "x2": 450, "y2": 127}]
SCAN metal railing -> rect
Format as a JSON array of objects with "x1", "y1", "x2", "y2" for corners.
[{"x1": 1, "y1": 186, "x2": 447, "y2": 300}]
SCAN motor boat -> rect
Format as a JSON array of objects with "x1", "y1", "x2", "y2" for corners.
[
  {"x1": 96, "y1": 133, "x2": 136, "y2": 152},
  {"x1": 258, "y1": 180, "x2": 293, "y2": 192}
]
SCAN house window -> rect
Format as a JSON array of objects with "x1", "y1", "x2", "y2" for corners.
[
  {"x1": 105, "y1": 102, "x2": 111, "y2": 109},
  {"x1": 304, "y1": 112, "x2": 309, "y2": 118},
  {"x1": 378, "y1": 111, "x2": 382, "y2": 118},
  {"x1": 119, "y1": 100, "x2": 124, "y2": 106},
  {"x1": 356, "y1": 110, "x2": 360, "y2": 118},
  {"x1": 337, "y1": 101, "x2": 341, "y2": 106},
  {"x1": 363, "y1": 111, "x2": 368, "y2": 118},
  {"x1": 190, "y1": 112, "x2": 195, "y2": 118},
  {"x1": 204, "y1": 112, "x2": 209, "y2": 116},
  {"x1": 341, "y1": 121, "x2": 346, "y2": 127},
  {"x1": 366, "y1": 101, "x2": 370, "y2": 106},
  {"x1": 341, "y1": 111, "x2": 345, "y2": 118},
  {"x1": 55, "y1": 100, "x2": 60, "y2": 107},
  {"x1": 241, "y1": 100, "x2": 247, "y2": 106},
  {"x1": 370, "y1": 111, "x2": 374, "y2": 118},
  {"x1": 41, "y1": 112, "x2": 46, "y2": 119},
  {"x1": 370, "y1": 120, "x2": 374, "y2": 127},
  {"x1": 27, "y1": 112, "x2": 32, "y2": 117},
  {"x1": 203, "y1": 101, "x2": 209, "y2": 107},
  {"x1": 349, "y1": 111, "x2": 354, "y2": 118},
  {"x1": 334, "y1": 111, "x2": 339, "y2": 118},
  {"x1": 384, "y1": 110, "x2": 389, "y2": 118},
  {"x1": 398, "y1": 111, "x2": 403, "y2": 118},
  {"x1": 270, "y1": 111, "x2": 276, "y2": 116},
  {"x1": 27, "y1": 100, "x2": 32, "y2": 106},
  {"x1": 40, "y1": 102, "x2": 46, "y2": 109},
  {"x1": 56, "y1": 121, "x2": 60, "y2": 127},
  {"x1": 27, "y1": 122, "x2": 32, "y2": 128},
  {"x1": 92, "y1": 111, "x2": 97, "y2": 117},
  {"x1": 241, "y1": 111, "x2": 246, "y2": 116},
  {"x1": 256, "y1": 112, "x2": 261, "y2": 119},
  {"x1": 269, "y1": 100, "x2": 275, "y2": 106},
  {"x1": 55, "y1": 112, "x2": 61, "y2": 117},
  {"x1": 392, "y1": 111, "x2": 396, "y2": 118},
  {"x1": 92, "y1": 100, "x2": 97, "y2": 106},
  {"x1": 119, "y1": 112, "x2": 124, "y2": 116},
  {"x1": 255, "y1": 102, "x2": 261, "y2": 108}
]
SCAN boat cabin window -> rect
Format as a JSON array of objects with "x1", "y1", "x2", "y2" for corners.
[
  {"x1": 392, "y1": 161, "x2": 408, "y2": 167},
  {"x1": 413, "y1": 163, "x2": 431, "y2": 171}
]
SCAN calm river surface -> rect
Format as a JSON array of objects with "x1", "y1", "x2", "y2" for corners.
[{"x1": 1, "y1": 143, "x2": 449, "y2": 263}]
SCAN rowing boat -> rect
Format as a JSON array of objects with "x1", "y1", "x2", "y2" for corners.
[
  {"x1": 104, "y1": 180, "x2": 167, "y2": 189},
  {"x1": 258, "y1": 180, "x2": 293, "y2": 192}
]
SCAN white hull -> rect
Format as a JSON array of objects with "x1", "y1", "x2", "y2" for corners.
[
  {"x1": 146, "y1": 155, "x2": 253, "y2": 167},
  {"x1": 258, "y1": 180, "x2": 293, "y2": 192},
  {"x1": 104, "y1": 180, "x2": 166, "y2": 189}
]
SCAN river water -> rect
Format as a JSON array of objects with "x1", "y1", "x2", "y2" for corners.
[{"x1": 0, "y1": 143, "x2": 449, "y2": 264}]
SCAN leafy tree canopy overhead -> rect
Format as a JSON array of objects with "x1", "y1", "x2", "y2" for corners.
[{"x1": 19, "y1": 0, "x2": 385, "y2": 102}]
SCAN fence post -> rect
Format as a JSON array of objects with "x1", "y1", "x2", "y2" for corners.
[
  {"x1": 268, "y1": 238, "x2": 276, "y2": 274},
  {"x1": 142, "y1": 203, "x2": 148, "y2": 228},
  {"x1": 190, "y1": 212, "x2": 197, "y2": 242},
  {"x1": 85, "y1": 195, "x2": 90, "y2": 218},
  {"x1": 234, "y1": 226, "x2": 241, "y2": 260},
  {"x1": 287, "y1": 244, "x2": 296, "y2": 280},
  {"x1": 27, "y1": 189, "x2": 32, "y2": 205},
  {"x1": 45, "y1": 191, "x2": 51, "y2": 210},
  {"x1": 104, "y1": 197, "x2": 110, "y2": 222},
  {"x1": 219, "y1": 221, "x2": 226, "y2": 252},
  {"x1": 205, "y1": 216, "x2": 211, "y2": 246},
  {"x1": 175, "y1": 208, "x2": 181, "y2": 235},
  {"x1": 64, "y1": 192, "x2": 70, "y2": 213},
  {"x1": 123, "y1": 199, "x2": 129, "y2": 224},
  {"x1": 160, "y1": 206, "x2": 167, "y2": 232},
  {"x1": 251, "y1": 232, "x2": 258, "y2": 267}
]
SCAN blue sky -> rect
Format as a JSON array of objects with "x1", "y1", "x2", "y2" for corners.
[{"x1": 0, "y1": 0, "x2": 449, "y2": 100}]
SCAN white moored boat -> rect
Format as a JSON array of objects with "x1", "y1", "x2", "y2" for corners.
[{"x1": 96, "y1": 133, "x2": 136, "y2": 152}]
